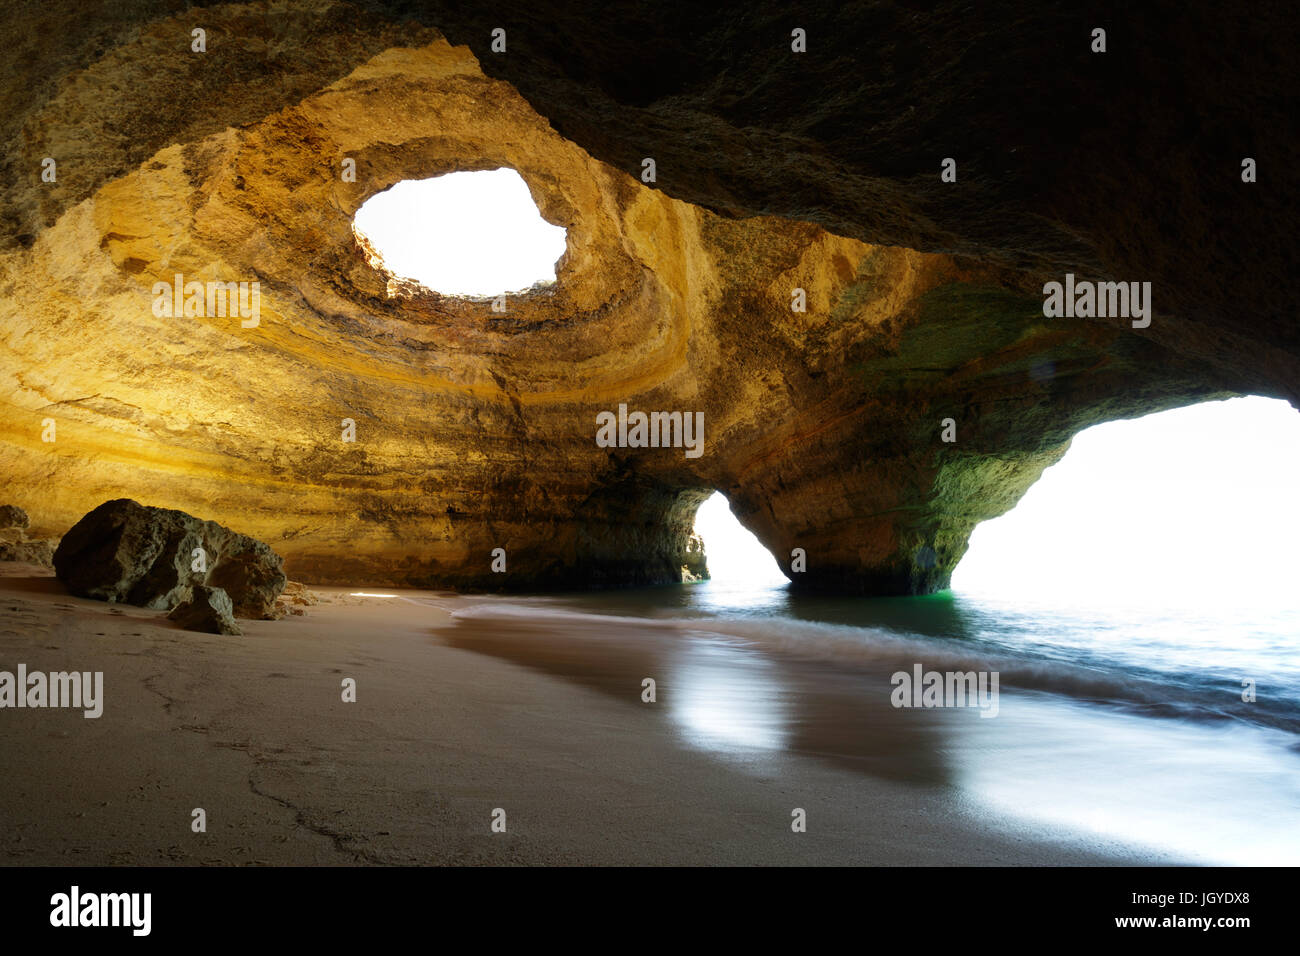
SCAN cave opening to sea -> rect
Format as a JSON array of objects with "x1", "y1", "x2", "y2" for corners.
[
  {"x1": 691, "y1": 492, "x2": 785, "y2": 587},
  {"x1": 352, "y1": 169, "x2": 568, "y2": 296},
  {"x1": 951, "y1": 395, "x2": 1300, "y2": 606},
  {"x1": 668, "y1": 398, "x2": 1300, "y2": 864}
]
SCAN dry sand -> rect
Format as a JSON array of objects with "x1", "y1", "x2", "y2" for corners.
[{"x1": 0, "y1": 564, "x2": 1169, "y2": 865}]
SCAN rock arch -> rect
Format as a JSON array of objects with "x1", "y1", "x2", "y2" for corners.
[{"x1": 0, "y1": 3, "x2": 1291, "y2": 594}]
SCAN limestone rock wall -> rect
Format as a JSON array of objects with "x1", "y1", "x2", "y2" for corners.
[{"x1": 0, "y1": 2, "x2": 1287, "y2": 593}]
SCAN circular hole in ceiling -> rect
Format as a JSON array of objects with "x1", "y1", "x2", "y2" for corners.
[{"x1": 353, "y1": 169, "x2": 568, "y2": 297}]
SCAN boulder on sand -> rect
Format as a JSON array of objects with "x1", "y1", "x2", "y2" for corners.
[
  {"x1": 167, "y1": 585, "x2": 242, "y2": 635},
  {"x1": 53, "y1": 499, "x2": 286, "y2": 618}
]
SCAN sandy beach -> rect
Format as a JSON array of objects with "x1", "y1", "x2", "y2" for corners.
[{"x1": 0, "y1": 564, "x2": 1172, "y2": 866}]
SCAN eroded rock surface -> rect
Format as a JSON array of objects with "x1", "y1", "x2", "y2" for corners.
[
  {"x1": 0, "y1": 504, "x2": 56, "y2": 567},
  {"x1": 1, "y1": 3, "x2": 1293, "y2": 594},
  {"x1": 53, "y1": 500, "x2": 286, "y2": 617},
  {"x1": 168, "y1": 584, "x2": 242, "y2": 636},
  {"x1": 274, "y1": 581, "x2": 320, "y2": 618},
  {"x1": 682, "y1": 533, "x2": 708, "y2": 583}
]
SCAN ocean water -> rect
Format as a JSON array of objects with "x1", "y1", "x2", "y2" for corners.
[
  {"x1": 431, "y1": 399, "x2": 1300, "y2": 864},
  {"x1": 437, "y1": 578, "x2": 1300, "y2": 866}
]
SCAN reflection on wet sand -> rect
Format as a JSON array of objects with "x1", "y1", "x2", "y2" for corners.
[
  {"x1": 436, "y1": 597, "x2": 1300, "y2": 865},
  {"x1": 439, "y1": 612, "x2": 967, "y2": 786}
]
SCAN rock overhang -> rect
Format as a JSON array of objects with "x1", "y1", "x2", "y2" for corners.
[{"x1": 0, "y1": 2, "x2": 1289, "y2": 594}]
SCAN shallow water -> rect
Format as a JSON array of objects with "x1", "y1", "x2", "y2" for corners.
[{"x1": 431, "y1": 578, "x2": 1300, "y2": 865}]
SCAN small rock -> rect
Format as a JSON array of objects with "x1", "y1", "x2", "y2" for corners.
[
  {"x1": 167, "y1": 585, "x2": 242, "y2": 636},
  {"x1": 0, "y1": 505, "x2": 30, "y2": 530},
  {"x1": 0, "y1": 510, "x2": 56, "y2": 568},
  {"x1": 280, "y1": 581, "x2": 319, "y2": 606},
  {"x1": 270, "y1": 580, "x2": 319, "y2": 619}
]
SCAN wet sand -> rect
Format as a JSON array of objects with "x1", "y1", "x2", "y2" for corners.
[{"x1": 0, "y1": 566, "x2": 1172, "y2": 865}]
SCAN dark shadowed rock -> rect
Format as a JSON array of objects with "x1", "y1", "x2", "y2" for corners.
[
  {"x1": 167, "y1": 585, "x2": 242, "y2": 636},
  {"x1": 0, "y1": 505, "x2": 29, "y2": 529},
  {"x1": 682, "y1": 533, "x2": 708, "y2": 582},
  {"x1": 53, "y1": 499, "x2": 286, "y2": 618}
]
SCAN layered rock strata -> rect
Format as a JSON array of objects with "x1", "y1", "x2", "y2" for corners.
[{"x1": 1, "y1": 3, "x2": 1291, "y2": 593}]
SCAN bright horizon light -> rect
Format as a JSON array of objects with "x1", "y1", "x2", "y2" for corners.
[
  {"x1": 353, "y1": 169, "x2": 567, "y2": 297},
  {"x1": 692, "y1": 493, "x2": 786, "y2": 585},
  {"x1": 952, "y1": 396, "x2": 1300, "y2": 605},
  {"x1": 693, "y1": 397, "x2": 1300, "y2": 603}
]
